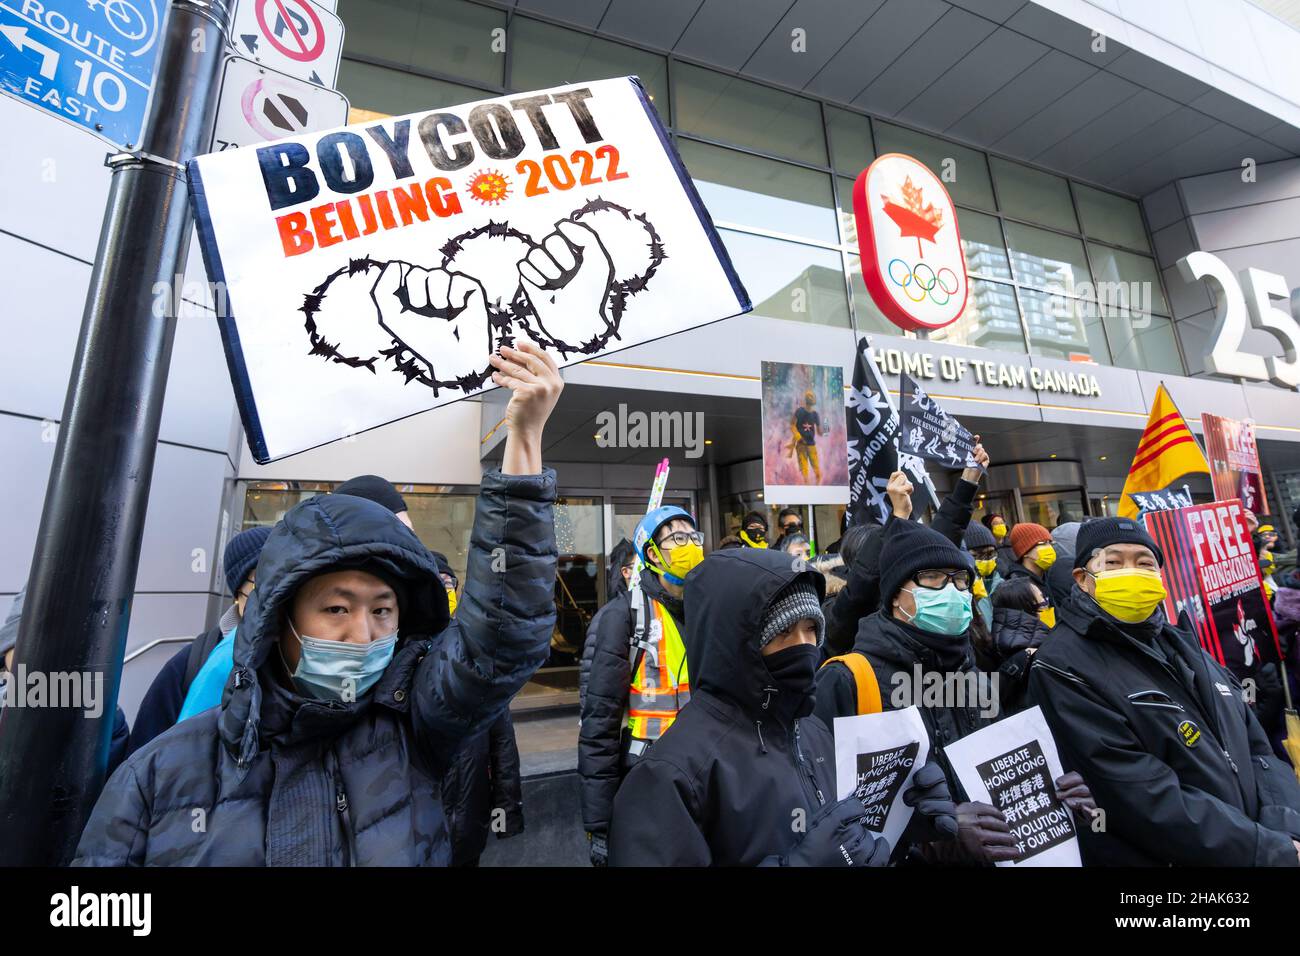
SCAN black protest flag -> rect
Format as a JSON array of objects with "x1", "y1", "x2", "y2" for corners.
[
  {"x1": 897, "y1": 372, "x2": 977, "y2": 470},
  {"x1": 846, "y1": 338, "x2": 933, "y2": 526}
]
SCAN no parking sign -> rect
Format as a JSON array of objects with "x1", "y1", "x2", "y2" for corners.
[{"x1": 229, "y1": 0, "x2": 342, "y2": 87}]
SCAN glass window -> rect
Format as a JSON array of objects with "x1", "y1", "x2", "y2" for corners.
[
  {"x1": 401, "y1": 492, "x2": 476, "y2": 584},
  {"x1": 1087, "y1": 243, "x2": 1169, "y2": 317},
  {"x1": 674, "y1": 63, "x2": 825, "y2": 166},
  {"x1": 957, "y1": 208, "x2": 1011, "y2": 281},
  {"x1": 872, "y1": 122, "x2": 995, "y2": 211},
  {"x1": 1102, "y1": 309, "x2": 1184, "y2": 375},
  {"x1": 846, "y1": 253, "x2": 908, "y2": 339},
  {"x1": 837, "y1": 175, "x2": 859, "y2": 247},
  {"x1": 1074, "y1": 183, "x2": 1149, "y2": 251},
  {"x1": 989, "y1": 157, "x2": 1078, "y2": 231},
  {"x1": 509, "y1": 18, "x2": 669, "y2": 120},
  {"x1": 928, "y1": 278, "x2": 1026, "y2": 353},
  {"x1": 339, "y1": 0, "x2": 505, "y2": 88},
  {"x1": 722, "y1": 230, "x2": 849, "y2": 329},
  {"x1": 680, "y1": 140, "x2": 838, "y2": 243},
  {"x1": 825, "y1": 105, "x2": 874, "y2": 178},
  {"x1": 338, "y1": 58, "x2": 491, "y2": 117},
  {"x1": 550, "y1": 496, "x2": 604, "y2": 664},
  {"x1": 1004, "y1": 222, "x2": 1093, "y2": 297},
  {"x1": 1019, "y1": 288, "x2": 1110, "y2": 364}
]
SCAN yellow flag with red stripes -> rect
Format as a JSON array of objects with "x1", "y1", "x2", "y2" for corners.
[{"x1": 1119, "y1": 384, "x2": 1208, "y2": 518}]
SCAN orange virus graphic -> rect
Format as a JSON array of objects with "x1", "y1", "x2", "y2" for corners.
[{"x1": 468, "y1": 169, "x2": 511, "y2": 205}]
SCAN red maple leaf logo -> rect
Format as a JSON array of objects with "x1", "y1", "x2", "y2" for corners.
[{"x1": 880, "y1": 176, "x2": 944, "y2": 258}]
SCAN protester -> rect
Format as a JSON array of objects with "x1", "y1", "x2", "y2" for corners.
[
  {"x1": 739, "y1": 510, "x2": 769, "y2": 548},
  {"x1": 73, "y1": 340, "x2": 563, "y2": 866},
  {"x1": 579, "y1": 506, "x2": 701, "y2": 866},
  {"x1": 1004, "y1": 522, "x2": 1057, "y2": 605},
  {"x1": 1029, "y1": 516, "x2": 1300, "y2": 866},
  {"x1": 1, "y1": 587, "x2": 131, "y2": 776},
  {"x1": 772, "y1": 507, "x2": 803, "y2": 551},
  {"x1": 126, "y1": 526, "x2": 273, "y2": 754},
  {"x1": 579, "y1": 538, "x2": 635, "y2": 710},
  {"x1": 981, "y1": 513, "x2": 1015, "y2": 575},
  {"x1": 964, "y1": 522, "x2": 1002, "y2": 629},
  {"x1": 608, "y1": 547, "x2": 955, "y2": 865},
  {"x1": 814, "y1": 472, "x2": 1094, "y2": 865},
  {"x1": 779, "y1": 532, "x2": 812, "y2": 562},
  {"x1": 984, "y1": 577, "x2": 1052, "y2": 715},
  {"x1": 1045, "y1": 520, "x2": 1083, "y2": 606},
  {"x1": 442, "y1": 709, "x2": 525, "y2": 866}
]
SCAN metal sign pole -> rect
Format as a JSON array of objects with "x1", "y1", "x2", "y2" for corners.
[{"x1": 0, "y1": 0, "x2": 230, "y2": 866}]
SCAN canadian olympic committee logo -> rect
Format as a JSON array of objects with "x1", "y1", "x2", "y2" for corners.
[{"x1": 853, "y1": 153, "x2": 968, "y2": 333}]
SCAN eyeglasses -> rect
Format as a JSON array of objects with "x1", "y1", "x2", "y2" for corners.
[
  {"x1": 782, "y1": 522, "x2": 802, "y2": 532},
  {"x1": 911, "y1": 569, "x2": 972, "y2": 591},
  {"x1": 658, "y1": 530, "x2": 704, "y2": 549}
]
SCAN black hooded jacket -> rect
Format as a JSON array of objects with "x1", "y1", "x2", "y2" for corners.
[
  {"x1": 607, "y1": 549, "x2": 834, "y2": 866},
  {"x1": 73, "y1": 469, "x2": 556, "y2": 866},
  {"x1": 1028, "y1": 586, "x2": 1300, "y2": 866},
  {"x1": 579, "y1": 568, "x2": 684, "y2": 836}
]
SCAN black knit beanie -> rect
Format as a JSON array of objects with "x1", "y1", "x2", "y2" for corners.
[{"x1": 879, "y1": 520, "x2": 970, "y2": 605}]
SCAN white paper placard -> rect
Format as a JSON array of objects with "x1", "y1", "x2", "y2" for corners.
[
  {"x1": 942, "y1": 705, "x2": 1082, "y2": 867},
  {"x1": 187, "y1": 76, "x2": 750, "y2": 462},
  {"x1": 833, "y1": 706, "x2": 929, "y2": 850}
]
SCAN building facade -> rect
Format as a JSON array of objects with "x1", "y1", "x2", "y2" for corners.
[{"x1": 4, "y1": 0, "x2": 1300, "y2": 739}]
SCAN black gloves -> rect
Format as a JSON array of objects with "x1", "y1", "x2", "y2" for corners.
[
  {"x1": 954, "y1": 801, "x2": 1021, "y2": 864},
  {"x1": 1053, "y1": 771, "x2": 1096, "y2": 826},
  {"x1": 901, "y1": 760, "x2": 959, "y2": 842},
  {"x1": 783, "y1": 797, "x2": 892, "y2": 867}
]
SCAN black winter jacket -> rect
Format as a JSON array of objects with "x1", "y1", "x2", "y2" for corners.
[
  {"x1": 986, "y1": 606, "x2": 1050, "y2": 716},
  {"x1": 126, "y1": 623, "x2": 227, "y2": 757},
  {"x1": 608, "y1": 550, "x2": 835, "y2": 866},
  {"x1": 578, "y1": 576, "x2": 629, "y2": 710},
  {"x1": 578, "y1": 568, "x2": 683, "y2": 836},
  {"x1": 442, "y1": 709, "x2": 525, "y2": 866},
  {"x1": 821, "y1": 479, "x2": 979, "y2": 657},
  {"x1": 73, "y1": 469, "x2": 556, "y2": 867},
  {"x1": 1028, "y1": 587, "x2": 1300, "y2": 866},
  {"x1": 814, "y1": 610, "x2": 992, "y2": 803}
]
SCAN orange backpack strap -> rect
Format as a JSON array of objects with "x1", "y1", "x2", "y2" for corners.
[{"x1": 821, "y1": 653, "x2": 882, "y2": 715}]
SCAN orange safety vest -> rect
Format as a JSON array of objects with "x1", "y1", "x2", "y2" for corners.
[{"x1": 627, "y1": 599, "x2": 690, "y2": 741}]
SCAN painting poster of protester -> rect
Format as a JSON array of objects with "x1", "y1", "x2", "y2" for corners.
[{"x1": 760, "y1": 361, "x2": 849, "y2": 504}]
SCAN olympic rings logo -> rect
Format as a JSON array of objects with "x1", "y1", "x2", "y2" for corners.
[{"x1": 887, "y1": 259, "x2": 960, "y2": 305}]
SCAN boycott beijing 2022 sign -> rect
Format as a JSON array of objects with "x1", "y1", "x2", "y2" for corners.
[
  {"x1": 853, "y1": 153, "x2": 968, "y2": 333},
  {"x1": 188, "y1": 76, "x2": 750, "y2": 462}
]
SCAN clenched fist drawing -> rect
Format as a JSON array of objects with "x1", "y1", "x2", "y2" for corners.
[
  {"x1": 516, "y1": 220, "x2": 616, "y2": 354},
  {"x1": 371, "y1": 263, "x2": 494, "y2": 389}
]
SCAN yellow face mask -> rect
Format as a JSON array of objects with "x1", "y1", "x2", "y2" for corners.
[
  {"x1": 975, "y1": 558, "x2": 998, "y2": 579},
  {"x1": 1259, "y1": 551, "x2": 1275, "y2": 576},
  {"x1": 991, "y1": 523, "x2": 1007, "y2": 541},
  {"x1": 446, "y1": 587, "x2": 458, "y2": 617},
  {"x1": 1038, "y1": 606, "x2": 1056, "y2": 629},
  {"x1": 1033, "y1": 544, "x2": 1057, "y2": 571},
  {"x1": 972, "y1": 577, "x2": 988, "y2": 600},
  {"x1": 650, "y1": 540, "x2": 704, "y2": 585},
  {"x1": 1089, "y1": 568, "x2": 1167, "y2": 624}
]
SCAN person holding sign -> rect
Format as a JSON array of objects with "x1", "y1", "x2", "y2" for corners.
[
  {"x1": 815, "y1": 472, "x2": 1095, "y2": 865},
  {"x1": 606, "y1": 548, "x2": 952, "y2": 866},
  {"x1": 1029, "y1": 517, "x2": 1300, "y2": 866},
  {"x1": 73, "y1": 343, "x2": 565, "y2": 866}
]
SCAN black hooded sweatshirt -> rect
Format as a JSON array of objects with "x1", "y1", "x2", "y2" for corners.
[{"x1": 607, "y1": 549, "x2": 834, "y2": 866}]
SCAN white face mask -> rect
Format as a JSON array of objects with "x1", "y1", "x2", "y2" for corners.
[{"x1": 286, "y1": 620, "x2": 398, "y2": 703}]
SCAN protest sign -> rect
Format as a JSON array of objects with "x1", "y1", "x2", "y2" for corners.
[
  {"x1": 188, "y1": 76, "x2": 750, "y2": 462},
  {"x1": 943, "y1": 706, "x2": 1081, "y2": 867},
  {"x1": 833, "y1": 706, "x2": 929, "y2": 849},
  {"x1": 1145, "y1": 499, "x2": 1281, "y2": 675},
  {"x1": 1202, "y1": 414, "x2": 1269, "y2": 515},
  {"x1": 898, "y1": 371, "x2": 977, "y2": 469},
  {"x1": 760, "y1": 361, "x2": 849, "y2": 505},
  {"x1": 845, "y1": 337, "x2": 935, "y2": 525},
  {"x1": 1128, "y1": 483, "x2": 1194, "y2": 516}
]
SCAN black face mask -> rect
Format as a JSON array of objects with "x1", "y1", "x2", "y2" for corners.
[
  {"x1": 762, "y1": 643, "x2": 820, "y2": 699},
  {"x1": 745, "y1": 527, "x2": 766, "y2": 543},
  {"x1": 783, "y1": 524, "x2": 802, "y2": 535}
]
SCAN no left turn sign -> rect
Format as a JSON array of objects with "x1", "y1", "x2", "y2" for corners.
[{"x1": 229, "y1": 0, "x2": 343, "y2": 87}]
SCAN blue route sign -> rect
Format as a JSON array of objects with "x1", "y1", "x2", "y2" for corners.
[{"x1": 0, "y1": 0, "x2": 163, "y2": 147}]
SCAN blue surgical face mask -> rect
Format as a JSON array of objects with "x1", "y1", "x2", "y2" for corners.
[
  {"x1": 901, "y1": 583, "x2": 973, "y2": 636},
  {"x1": 288, "y1": 620, "x2": 397, "y2": 703}
]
